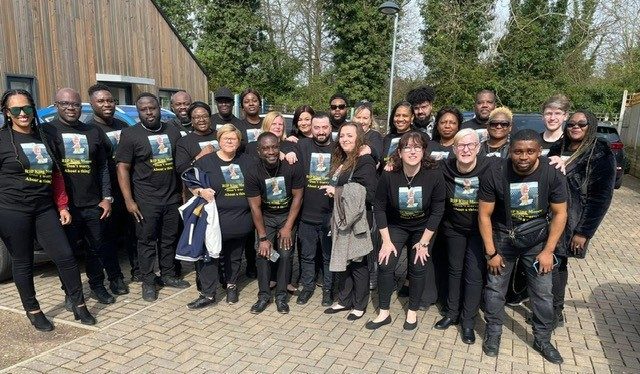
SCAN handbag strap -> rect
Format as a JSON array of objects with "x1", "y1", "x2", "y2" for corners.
[{"x1": 502, "y1": 161, "x2": 514, "y2": 231}]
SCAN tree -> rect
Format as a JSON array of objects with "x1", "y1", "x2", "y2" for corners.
[{"x1": 154, "y1": 0, "x2": 197, "y2": 49}]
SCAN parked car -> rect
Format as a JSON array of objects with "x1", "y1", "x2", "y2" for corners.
[{"x1": 597, "y1": 122, "x2": 626, "y2": 189}]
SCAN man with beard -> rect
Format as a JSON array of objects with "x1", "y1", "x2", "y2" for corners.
[
  {"x1": 86, "y1": 84, "x2": 137, "y2": 287},
  {"x1": 116, "y1": 93, "x2": 190, "y2": 302},
  {"x1": 295, "y1": 113, "x2": 335, "y2": 306},
  {"x1": 478, "y1": 129, "x2": 567, "y2": 364},
  {"x1": 245, "y1": 132, "x2": 305, "y2": 314},
  {"x1": 43, "y1": 87, "x2": 125, "y2": 305},
  {"x1": 210, "y1": 87, "x2": 243, "y2": 131},
  {"x1": 406, "y1": 86, "x2": 436, "y2": 139},
  {"x1": 463, "y1": 90, "x2": 497, "y2": 135},
  {"x1": 329, "y1": 94, "x2": 348, "y2": 132},
  {"x1": 167, "y1": 91, "x2": 192, "y2": 134}
]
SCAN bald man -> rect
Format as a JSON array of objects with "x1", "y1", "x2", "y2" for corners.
[{"x1": 167, "y1": 90, "x2": 192, "y2": 133}]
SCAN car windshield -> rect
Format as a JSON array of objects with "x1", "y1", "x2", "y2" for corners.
[{"x1": 597, "y1": 126, "x2": 621, "y2": 142}]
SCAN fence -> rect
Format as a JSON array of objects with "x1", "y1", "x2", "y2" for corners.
[{"x1": 621, "y1": 92, "x2": 640, "y2": 177}]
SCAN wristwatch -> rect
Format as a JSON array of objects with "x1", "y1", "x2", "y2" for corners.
[
  {"x1": 485, "y1": 251, "x2": 499, "y2": 261},
  {"x1": 103, "y1": 196, "x2": 114, "y2": 203}
]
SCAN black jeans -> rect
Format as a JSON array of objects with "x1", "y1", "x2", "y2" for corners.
[
  {"x1": 552, "y1": 255, "x2": 568, "y2": 311},
  {"x1": 443, "y1": 230, "x2": 485, "y2": 328},
  {"x1": 136, "y1": 202, "x2": 180, "y2": 285},
  {"x1": 66, "y1": 206, "x2": 124, "y2": 288},
  {"x1": 0, "y1": 207, "x2": 85, "y2": 311},
  {"x1": 256, "y1": 213, "x2": 296, "y2": 302},
  {"x1": 378, "y1": 226, "x2": 427, "y2": 310},
  {"x1": 196, "y1": 236, "x2": 246, "y2": 297},
  {"x1": 298, "y1": 220, "x2": 332, "y2": 292},
  {"x1": 110, "y1": 195, "x2": 138, "y2": 278},
  {"x1": 484, "y1": 240, "x2": 554, "y2": 342}
]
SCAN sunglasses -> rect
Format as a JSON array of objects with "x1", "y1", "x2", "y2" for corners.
[
  {"x1": 489, "y1": 121, "x2": 510, "y2": 128},
  {"x1": 566, "y1": 121, "x2": 588, "y2": 128},
  {"x1": 330, "y1": 104, "x2": 346, "y2": 110},
  {"x1": 7, "y1": 105, "x2": 35, "y2": 116}
]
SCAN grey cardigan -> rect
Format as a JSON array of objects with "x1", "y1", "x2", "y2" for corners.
[{"x1": 329, "y1": 182, "x2": 372, "y2": 272}]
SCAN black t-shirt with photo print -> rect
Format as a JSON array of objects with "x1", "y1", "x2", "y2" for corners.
[
  {"x1": 194, "y1": 152, "x2": 253, "y2": 238},
  {"x1": 87, "y1": 117, "x2": 127, "y2": 192},
  {"x1": 427, "y1": 140, "x2": 455, "y2": 161},
  {"x1": 374, "y1": 167, "x2": 445, "y2": 231},
  {"x1": 478, "y1": 157, "x2": 567, "y2": 226},
  {"x1": 43, "y1": 119, "x2": 110, "y2": 208},
  {"x1": 115, "y1": 122, "x2": 182, "y2": 206},
  {"x1": 0, "y1": 128, "x2": 55, "y2": 212},
  {"x1": 244, "y1": 159, "x2": 305, "y2": 216},
  {"x1": 211, "y1": 113, "x2": 244, "y2": 134},
  {"x1": 237, "y1": 118, "x2": 264, "y2": 144},
  {"x1": 297, "y1": 137, "x2": 335, "y2": 224},
  {"x1": 243, "y1": 139, "x2": 299, "y2": 163},
  {"x1": 440, "y1": 156, "x2": 499, "y2": 234},
  {"x1": 175, "y1": 131, "x2": 219, "y2": 176}
]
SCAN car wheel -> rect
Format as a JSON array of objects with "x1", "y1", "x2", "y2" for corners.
[
  {"x1": 0, "y1": 239, "x2": 12, "y2": 282},
  {"x1": 615, "y1": 174, "x2": 623, "y2": 189}
]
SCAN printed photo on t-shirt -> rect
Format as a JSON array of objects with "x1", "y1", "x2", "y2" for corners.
[
  {"x1": 62, "y1": 133, "x2": 89, "y2": 160},
  {"x1": 486, "y1": 151, "x2": 501, "y2": 158},
  {"x1": 106, "y1": 130, "x2": 121, "y2": 151},
  {"x1": 221, "y1": 164, "x2": 244, "y2": 184},
  {"x1": 455, "y1": 176, "x2": 479, "y2": 198},
  {"x1": 510, "y1": 181, "x2": 542, "y2": 221},
  {"x1": 541, "y1": 148, "x2": 550, "y2": 156},
  {"x1": 21, "y1": 142, "x2": 52, "y2": 171},
  {"x1": 331, "y1": 132, "x2": 338, "y2": 141},
  {"x1": 148, "y1": 134, "x2": 172, "y2": 159},
  {"x1": 399, "y1": 186, "x2": 422, "y2": 210},
  {"x1": 199, "y1": 140, "x2": 220, "y2": 151},
  {"x1": 430, "y1": 151, "x2": 449, "y2": 161},
  {"x1": 310, "y1": 152, "x2": 331, "y2": 178},
  {"x1": 388, "y1": 137, "x2": 400, "y2": 156},
  {"x1": 265, "y1": 176, "x2": 286, "y2": 201},
  {"x1": 476, "y1": 129, "x2": 488, "y2": 143},
  {"x1": 246, "y1": 129, "x2": 263, "y2": 143}
]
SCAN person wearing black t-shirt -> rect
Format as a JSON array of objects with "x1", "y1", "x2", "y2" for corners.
[
  {"x1": 116, "y1": 93, "x2": 190, "y2": 302},
  {"x1": 246, "y1": 132, "x2": 305, "y2": 314},
  {"x1": 367, "y1": 132, "x2": 445, "y2": 331},
  {"x1": 540, "y1": 94, "x2": 570, "y2": 156},
  {"x1": 429, "y1": 106, "x2": 462, "y2": 161},
  {"x1": 329, "y1": 93, "x2": 349, "y2": 131},
  {"x1": 296, "y1": 113, "x2": 335, "y2": 306},
  {"x1": 87, "y1": 84, "x2": 137, "y2": 288},
  {"x1": 185, "y1": 124, "x2": 254, "y2": 309},
  {"x1": 167, "y1": 91, "x2": 192, "y2": 133},
  {"x1": 462, "y1": 89, "x2": 496, "y2": 143},
  {"x1": 243, "y1": 111, "x2": 299, "y2": 163},
  {"x1": 0, "y1": 89, "x2": 95, "y2": 330},
  {"x1": 478, "y1": 130, "x2": 568, "y2": 364},
  {"x1": 321, "y1": 123, "x2": 377, "y2": 320},
  {"x1": 353, "y1": 103, "x2": 383, "y2": 165},
  {"x1": 237, "y1": 88, "x2": 263, "y2": 145},
  {"x1": 210, "y1": 87, "x2": 244, "y2": 132},
  {"x1": 433, "y1": 129, "x2": 497, "y2": 343},
  {"x1": 406, "y1": 86, "x2": 436, "y2": 138},
  {"x1": 479, "y1": 107, "x2": 512, "y2": 158},
  {"x1": 43, "y1": 88, "x2": 124, "y2": 307},
  {"x1": 175, "y1": 102, "x2": 219, "y2": 176}
]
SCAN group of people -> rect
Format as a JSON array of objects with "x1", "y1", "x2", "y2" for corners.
[{"x1": 0, "y1": 84, "x2": 616, "y2": 365}]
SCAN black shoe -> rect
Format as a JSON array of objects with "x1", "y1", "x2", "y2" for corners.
[
  {"x1": 554, "y1": 310, "x2": 564, "y2": 328},
  {"x1": 173, "y1": 261, "x2": 182, "y2": 277},
  {"x1": 276, "y1": 300, "x2": 290, "y2": 314},
  {"x1": 434, "y1": 316, "x2": 459, "y2": 330},
  {"x1": 160, "y1": 276, "x2": 190, "y2": 289},
  {"x1": 397, "y1": 285, "x2": 409, "y2": 297},
  {"x1": 482, "y1": 335, "x2": 501, "y2": 357},
  {"x1": 64, "y1": 295, "x2": 73, "y2": 312},
  {"x1": 142, "y1": 283, "x2": 157, "y2": 302},
  {"x1": 323, "y1": 306, "x2": 350, "y2": 314},
  {"x1": 187, "y1": 295, "x2": 216, "y2": 310},
  {"x1": 26, "y1": 311, "x2": 54, "y2": 332},
  {"x1": 109, "y1": 278, "x2": 129, "y2": 295},
  {"x1": 226, "y1": 285, "x2": 239, "y2": 304},
  {"x1": 533, "y1": 340, "x2": 564, "y2": 364},
  {"x1": 250, "y1": 299, "x2": 271, "y2": 314},
  {"x1": 131, "y1": 273, "x2": 142, "y2": 283},
  {"x1": 296, "y1": 290, "x2": 313, "y2": 305},
  {"x1": 365, "y1": 316, "x2": 392, "y2": 330},
  {"x1": 246, "y1": 268, "x2": 257, "y2": 279},
  {"x1": 347, "y1": 312, "x2": 365, "y2": 321},
  {"x1": 91, "y1": 287, "x2": 116, "y2": 304},
  {"x1": 72, "y1": 304, "x2": 96, "y2": 325},
  {"x1": 321, "y1": 289, "x2": 333, "y2": 307},
  {"x1": 461, "y1": 328, "x2": 476, "y2": 344},
  {"x1": 403, "y1": 320, "x2": 418, "y2": 331},
  {"x1": 419, "y1": 304, "x2": 430, "y2": 312}
]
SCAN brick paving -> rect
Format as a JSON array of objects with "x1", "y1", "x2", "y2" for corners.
[{"x1": 1, "y1": 177, "x2": 640, "y2": 373}]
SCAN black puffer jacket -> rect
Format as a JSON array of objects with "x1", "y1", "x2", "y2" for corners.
[{"x1": 550, "y1": 138, "x2": 615, "y2": 256}]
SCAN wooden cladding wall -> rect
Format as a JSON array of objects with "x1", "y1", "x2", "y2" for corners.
[{"x1": 0, "y1": 0, "x2": 208, "y2": 106}]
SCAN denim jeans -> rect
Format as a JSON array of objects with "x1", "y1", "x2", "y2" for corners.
[
  {"x1": 484, "y1": 239, "x2": 554, "y2": 342},
  {"x1": 256, "y1": 213, "x2": 297, "y2": 302},
  {"x1": 298, "y1": 220, "x2": 332, "y2": 292}
]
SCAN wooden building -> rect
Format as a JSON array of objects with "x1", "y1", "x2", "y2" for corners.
[{"x1": 0, "y1": 0, "x2": 208, "y2": 107}]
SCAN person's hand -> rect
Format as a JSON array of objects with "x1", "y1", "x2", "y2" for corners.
[
  {"x1": 258, "y1": 240, "x2": 272, "y2": 258},
  {"x1": 284, "y1": 152, "x2": 298, "y2": 165},
  {"x1": 384, "y1": 163, "x2": 394, "y2": 172},
  {"x1": 570, "y1": 233, "x2": 588, "y2": 256},
  {"x1": 378, "y1": 241, "x2": 398, "y2": 265},
  {"x1": 125, "y1": 199, "x2": 144, "y2": 223},
  {"x1": 487, "y1": 254, "x2": 505, "y2": 275},
  {"x1": 195, "y1": 144, "x2": 215, "y2": 161},
  {"x1": 535, "y1": 251, "x2": 554, "y2": 275},
  {"x1": 359, "y1": 145, "x2": 372, "y2": 156},
  {"x1": 320, "y1": 185, "x2": 336, "y2": 198},
  {"x1": 59, "y1": 209, "x2": 72, "y2": 225},
  {"x1": 98, "y1": 199, "x2": 112, "y2": 220},
  {"x1": 548, "y1": 156, "x2": 566, "y2": 174},
  {"x1": 412, "y1": 242, "x2": 430, "y2": 265},
  {"x1": 286, "y1": 135, "x2": 299, "y2": 143},
  {"x1": 278, "y1": 226, "x2": 293, "y2": 250},
  {"x1": 199, "y1": 188, "x2": 216, "y2": 203}
]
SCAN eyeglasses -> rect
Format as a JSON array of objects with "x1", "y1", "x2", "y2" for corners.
[
  {"x1": 455, "y1": 142, "x2": 479, "y2": 151},
  {"x1": 330, "y1": 104, "x2": 346, "y2": 110},
  {"x1": 566, "y1": 121, "x2": 588, "y2": 128},
  {"x1": 7, "y1": 105, "x2": 34, "y2": 116},
  {"x1": 401, "y1": 146, "x2": 423, "y2": 153},
  {"x1": 489, "y1": 121, "x2": 510, "y2": 128},
  {"x1": 56, "y1": 101, "x2": 81, "y2": 109},
  {"x1": 191, "y1": 115, "x2": 210, "y2": 122}
]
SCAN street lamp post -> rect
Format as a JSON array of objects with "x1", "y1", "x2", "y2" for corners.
[{"x1": 378, "y1": 1, "x2": 400, "y2": 132}]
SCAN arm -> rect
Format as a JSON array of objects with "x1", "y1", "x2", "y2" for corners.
[
  {"x1": 52, "y1": 170, "x2": 71, "y2": 225},
  {"x1": 116, "y1": 162, "x2": 143, "y2": 222},
  {"x1": 536, "y1": 201, "x2": 568, "y2": 274},
  {"x1": 279, "y1": 188, "x2": 303, "y2": 250},
  {"x1": 247, "y1": 196, "x2": 270, "y2": 258},
  {"x1": 479, "y1": 200, "x2": 504, "y2": 275},
  {"x1": 575, "y1": 152, "x2": 616, "y2": 238},
  {"x1": 378, "y1": 227, "x2": 398, "y2": 266},
  {"x1": 97, "y1": 137, "x2": 112, "y2": 219},
  {"x1": 424, "y1": 172, "x2": 446, "y2": 231}
]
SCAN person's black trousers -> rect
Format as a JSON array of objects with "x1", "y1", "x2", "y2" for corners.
[
  {"x1": 335, "y1": 258, "x2": 370, "y2": 311},
  {"x1": 245, "y1": 234, "x2": 256, "y2": 273},
  {"x1": 552, "y1": 255, "x2": 569, "y2": 312},
  {"x1": 443, "y1": 230, "x2": 485, "y2": 329},
  {"x1": 196, "y1": 235, "x2": 247, "y2": 297},
  {"x1": 135, "y1": 202, "x2": 180, "y2": 285},
  {"x1": 298, "y1": 220, "x2": 332, "y2": 292},
  {"x1": 256, "y1": 213, "x2": 296, "y2": 302},
  {"x1": 110, "y1": 195, "x2": 139, "y2": 278},
  {"x1": 378, "y1": 226, "x2": 427, "y2": 311},
  {"x1": 0, "y1": 206, "x2": 85, "y2": 311}
]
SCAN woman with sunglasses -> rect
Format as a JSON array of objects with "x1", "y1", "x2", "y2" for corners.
[
  {"x1": 0, "y1": 89, "x2": 95, "y2": 331},
  {"x1": 548, "y1": 110, "x2": 615, "y2": 328},
  {"x1": 480, "y1": 107, "x2": 513, "y2": 158},
  {"x1": 368, "y1": 131, "x2": 445, "y2": 330}
]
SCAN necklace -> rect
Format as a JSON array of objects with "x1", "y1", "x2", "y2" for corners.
[
  {"x1": 262, "y1": 160, "x2": 281, "y2": 178},
  {"x1": 140, "y1": 122, "x2": 163, "y2": 133},
  {"x1": 404, "y1": 170, "x2": 417, "y2": 189}
]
